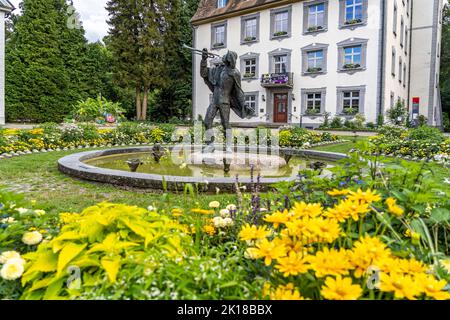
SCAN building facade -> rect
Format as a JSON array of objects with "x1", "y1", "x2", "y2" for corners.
[
  {"x1": 0, "y1": 0, "x2": 13, "y2": 125},
  {"x1": 191, "y1": 0, "x2": 444, "y2": 128}
]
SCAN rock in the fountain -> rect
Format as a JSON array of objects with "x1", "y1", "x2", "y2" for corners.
[{"x1": 190, "y1": 150, "x2": 287, "y2": 170}]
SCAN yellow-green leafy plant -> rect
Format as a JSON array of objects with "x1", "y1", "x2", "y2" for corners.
[{"x1": 20, "y1": 203, "x2": 193, "y2": 300}]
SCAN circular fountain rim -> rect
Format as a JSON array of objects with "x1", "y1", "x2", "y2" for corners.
[{"x1": 58, "y1": 146, "x2": 347, "y2": 191}]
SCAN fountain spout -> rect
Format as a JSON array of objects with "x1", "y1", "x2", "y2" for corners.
[
  {"x1": 151, "y1": 143, "x2": 166, "y2": 163},
  {"x1": 126, "y1": 159, "x2": 143, "y2": 172}
]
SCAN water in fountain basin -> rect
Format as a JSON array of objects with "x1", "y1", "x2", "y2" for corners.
[{"x1": 84, "y1": 151, "x2": 334, "y2": 179}]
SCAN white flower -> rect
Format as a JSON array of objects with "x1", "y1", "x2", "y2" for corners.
[
  {"x1": 0, "y1": 217, "x2": 16, "y2": 224},
  {"x1": 0, "y1": 251, "x2": 24, "y2": 265},
  {"x1": 1, "y1": 259, "x2": 25, "y2": 280},
  {"x1": 22, "y1": 231, "x2": 43, "y2": 246},
  {"x1": 444, "y1": 178, "x2": 450, "y2": 185},
  {"x1": 223, "y1": 218, "x2": 234, "y2": 227},
  {"x1": 209, "y1": 201, "x2": 220, "y2": 209},
  {"x1": 147, "y1": 205, "x2": 156, "y2": 212},
  {"x1": 220, "y1": 209, "x2": 230, "y2": 218},
  {"x1": 15, "y1": 208, "x2": 29, "y2": 214},
  {"x1": 226, "y1": 204, "x2": 237, "y2": 211},
  {"x1": 34, "y1": 210, "x2": 46, "y2": 216}
]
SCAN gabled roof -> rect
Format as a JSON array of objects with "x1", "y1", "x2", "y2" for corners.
[
  {"x1": 191, "y1": 0, "x2": 297, "y2": 25},
  {"x1": 0, "y1": 0, "x2": 14, "y2": 12}
]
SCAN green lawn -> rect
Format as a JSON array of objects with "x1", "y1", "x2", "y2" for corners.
[
  {"x1": 0, "y1": 150, "x2": 236, "y2": 215},
  {"x1": 313, "y1": 136, "x2": 369, "y2": 154},
  {"x1": 0, "y1": 138, "x2": 369, "y2": 215}
]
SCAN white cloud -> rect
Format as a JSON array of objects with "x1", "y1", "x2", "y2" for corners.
[{"x1": 9, "y1": 0, "x2": 109, "y2": 42}]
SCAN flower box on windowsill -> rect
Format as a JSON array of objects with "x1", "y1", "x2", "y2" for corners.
[
  {"x1": 273, "y1": 31, "x2": 288, "y2": 38},
  {"x1": 341, "y1": 108, "x2": 359, "y2": 116},
  {"x1": 343, "y1": 63, "x2": 361, "y2": 70},
  {"x1": 243, "y1": 73, "x2": 256, "y2": 79},
  {"x1": 212, "y1": 42, "x2": 224, "y2": 48},
  {"x1": 307, "y1": 67, "x2": 323, "y2": 74},
  {"x1": 243, "y1": 36, "x2": 257, "y2": 43},
  {"x1": 307, "y1": 25, "x2": 324, "y2": 33},
  {"x1": 344, "y1": 19, "x2": 363, "y2": 26},
  {"x1": 305, "y1": 109, "x2": 322, "y2": 116}
]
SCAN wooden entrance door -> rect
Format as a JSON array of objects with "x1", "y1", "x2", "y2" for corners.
[{"x1": 273, "y1": 93, "x2": 288, "y2": 123}]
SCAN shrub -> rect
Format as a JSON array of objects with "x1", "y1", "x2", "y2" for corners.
[
  {"x1": 366, "y1": 122, "x2": 375, "y2": 129},
  {"x1": 443, "y1": 112, "x2": 450, "y2": 132},
  {"x1": 408, "y1": 126, "x2": 445, "y2": 144},
  {"x1": 344, "y1": 119, "x2": 356, "y2": 130},
  {"x1": 387, "y1": 100, "x2": 408, "y2": 125},
  {"x1": 72, "y1": 96, "x2": 125, "y2": 123},
  {"x1": 330, "y1": 117, "x2": 343, "y2": 129},
  {"x1": 20, "y1": 203, "x2": 193, "y2": 300}
]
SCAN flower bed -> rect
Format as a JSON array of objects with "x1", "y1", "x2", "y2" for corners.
[
  {"x1": 369, "y1": 125, "x2": 450, "y2": 162},
  {"x1": 1, "y1": 152, "x2": 449, "y2": 300},
  {"x1": 0, "y1": 124, "x2": 340, "y2": 157}
]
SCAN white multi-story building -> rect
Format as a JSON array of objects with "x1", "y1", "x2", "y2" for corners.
[
  {"x1": 0, "y1": 0, "x2": 13, "y2": 125},
  {"x1": 191, "y1": 0, "x2": 444, "y2": 128}
]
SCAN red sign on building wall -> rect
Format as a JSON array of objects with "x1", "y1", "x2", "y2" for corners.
[{"x1": 412, "y1": 97, "x2": 420, "y2": 117}]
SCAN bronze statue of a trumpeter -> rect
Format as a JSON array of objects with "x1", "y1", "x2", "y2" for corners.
[{"x1": 184, "y1": 45, "x2": 255, "y2": 153}]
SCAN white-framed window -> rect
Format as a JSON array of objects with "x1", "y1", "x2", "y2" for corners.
[
  {"x1": 309, "y1": 3, "x2": 325, "y2": 28},
  {"x1": 405, "y1": 27, "x2": 408, "y2": 54},
  {"x1": 244, "y1": 58, "x2": 257, "y2": 77},
  {"x1": 306, "y1": 93, "x2": 322, "y2": 113},
  {"x1": 274, "y1": 55, "x2": 288, "y2": 73},
  {"x1": 211, "y1": 22, "x2": 227, "y2": 48},
  {"x1": 307, "y1": 50, "x2": 324, "y2": 70},
  {"x1": 400, "y1": 17, "x2": 404, "y2": 46},
  {"x1": 345, "y1": 0, "x2": 363, "y2": 22},
  {"x1": 244, "y1": 18, "x2": 257, "y2": 40},
  {"x1": 403, "y1": 63, "x2": 407, "y2": 86},
  {"x1": 344, "y1": 46, "x2": 362, "y2": 66},
  {"x1": 391, "y1": 48, "x2": 396, "y2": 76},
  {"x1": 337, "y1": 86, "x2": 365, "y2": 115},
  {"x1": 342, "y1": 91, "x2": 361, "y2": 114},
  {"x1": 274, "y1": 11, "x2": 289, "y2": 34},
  {"x1": 399, "y1": 57, "x2": 403, "y2": 83},
  {"x1": 393, "y1": 1, "x2": 398, "y2": 35},
  {"x1": 244, "y1": 93, "x2": 258, "y2": 117},
  {"x1": 217, "y1": 0, "x2": 227, "y2": 9},
  {"x1": 270, "y1": 7, "x2": 292, "y2": 39}
]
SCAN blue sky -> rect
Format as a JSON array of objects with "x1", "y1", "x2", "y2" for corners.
[{"x1": 9, "y1": 0, "x2": 109, "y2": 42}]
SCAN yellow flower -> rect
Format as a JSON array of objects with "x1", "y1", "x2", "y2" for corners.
[
  {"x1": 327, "y1": 189, "x2": 350, "y2": 196},
  {"x1": 208, "y1": 201, "x2": 220, "y2": 209},
  {"x1": 191, "y1": 208, "x2": 214, "y2": 215},
  {"x1": 246, "y1": 239, "x2": 287, "y2": 266},
  {"x1": 34, "y1": 209, "x2": 46, "y2": 216},
  {"x1": 379, "y1": 273, "x2": 421, "y2": 300},
  {"x1": 276, "y1": 251, "x2": 309, "y2": 277},
  {"x1": 172, "y1": 208, "x2": 183, "y2": 217},
  {"x1": 415, "y1": 274, "x2": 450, "y2": 300},
  {"x1": 347, "y1": 189, "x2": 381, "y2": 205},
  {"x1": 326, "y1": 199, "x2": 370, "y2": 222},
  {"x1": 385, "y1": 198, "x2": 404, "y2": 217},
  {"x1": 203, "y1": 225, "x2": 216, "y2": 236},
  {"x1": 439, "y1": 259, "x2": 450, "y2": 273},
  {"x1": 397, "y1": 258, "x2": 427, "y2": 275},
  {"x1": 22, "y1": 231, "x2": 43, "y2": 246},
  {"x1": 264, "y1": 210, "x2": 290, "y2": 228},
  {"x1": 309, "y1": 218, "x2": 341, "y2": 243},
  {"x1": 321, "y1": 276, "x2": 363, "y2": 300},
  {"x1": 290, "y1": 202, "x2": 323, "y2": 219},
  {"x1": 270, "y1": 283, "x2": 305, "y2": 300},
  {"x1": 0, "y1": 258, "x2": 25, "y2": 281},
  {"x1": 307, "y1": 248, "x2": 352, "y2": 278},
  {"x1": 350, "y1": 236, "x2": 391, "y2": 278},
  {"x1": 239, "y1": 224, "x2": 271, "y2": 241}
]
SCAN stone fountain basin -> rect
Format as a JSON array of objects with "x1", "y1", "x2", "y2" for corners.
[{"x1": 58, "y1": 146, "x2": 347, "y2": 192}]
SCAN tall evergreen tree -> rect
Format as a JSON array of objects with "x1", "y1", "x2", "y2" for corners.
[
  {"x1": 5, "y1": 0, "x2": 91, "y2": 122},
  {"x1": 106, "y1": 0, "x2": 173, "y2": 120},
  {"x1": 152, "y1": 0, "x2": 199, "y2": 122}
]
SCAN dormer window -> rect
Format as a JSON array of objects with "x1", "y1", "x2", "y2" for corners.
[{"x1": 217, "y1": 0, "x2": 227, "y2": 9}]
